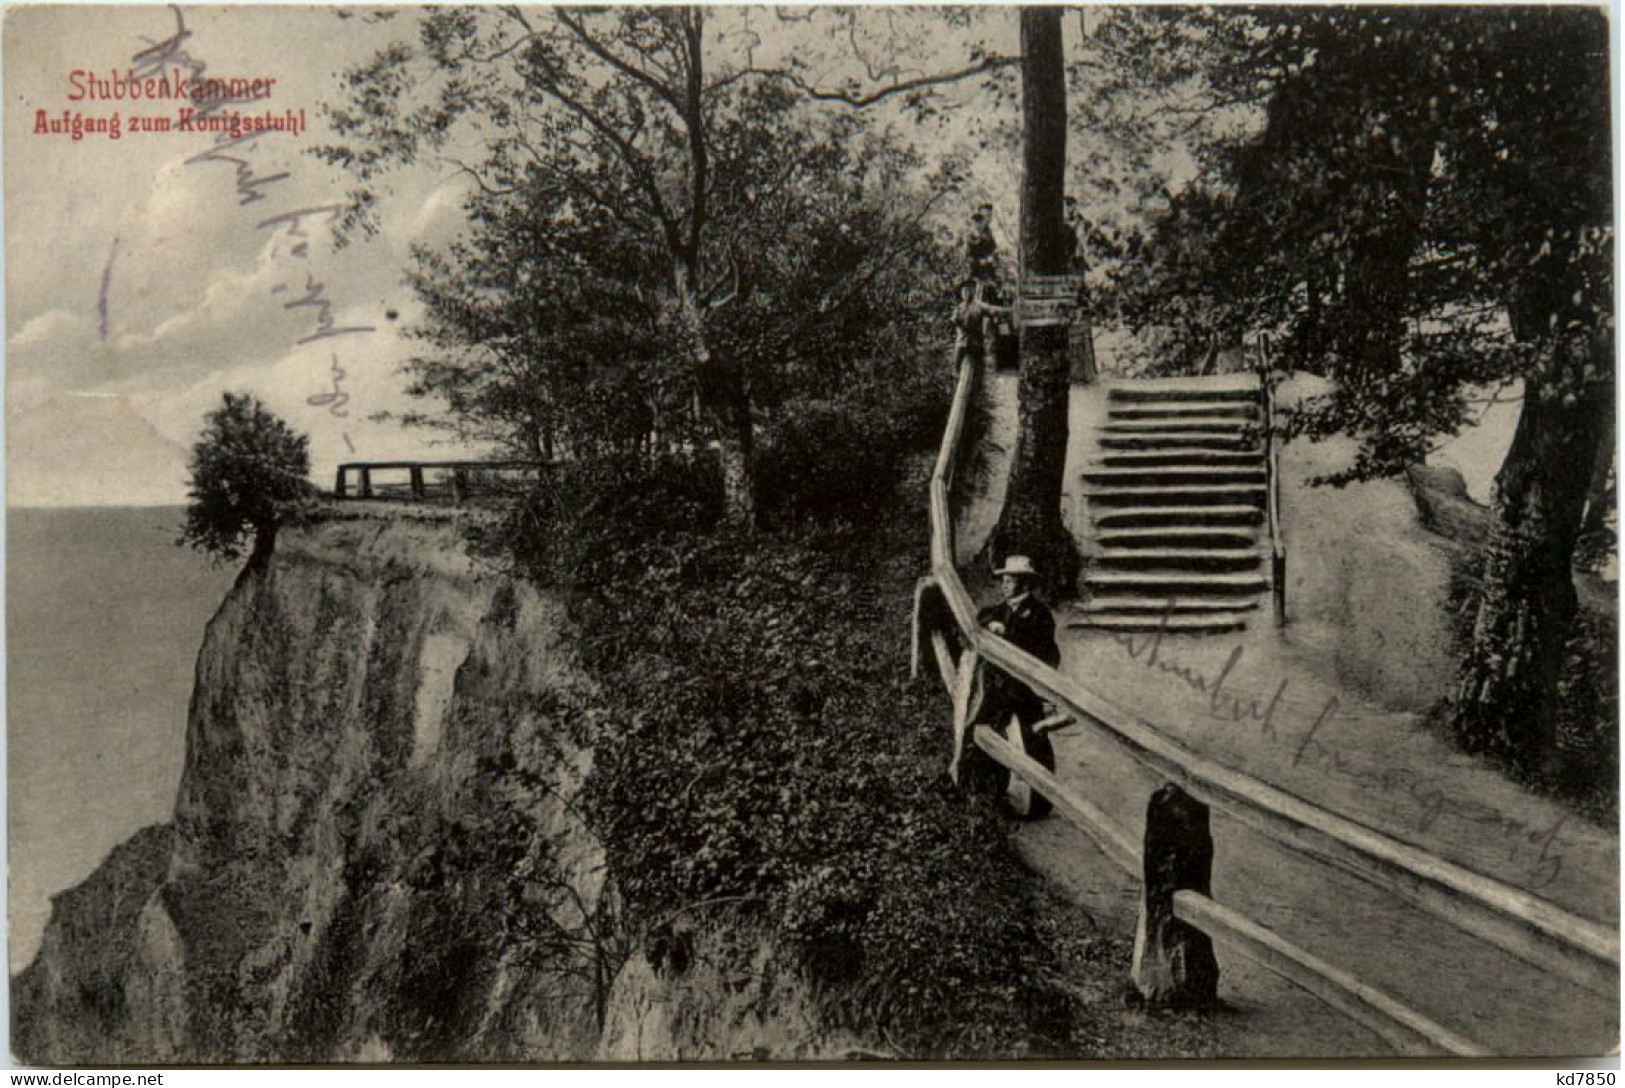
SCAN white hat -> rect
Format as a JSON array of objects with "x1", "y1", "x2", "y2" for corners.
[{"x1": 994, "y1": 555, "x2": 1038, "y2": 579}]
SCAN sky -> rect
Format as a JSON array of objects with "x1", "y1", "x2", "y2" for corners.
[
  {"x1": 4, "y1": 5, "x2": 476, "y2": 506},
  {"x1": 0, "y1": 5, "x2": 1056, "y2": 508}
]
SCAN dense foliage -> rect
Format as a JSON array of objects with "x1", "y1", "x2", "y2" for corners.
[
  {"x1": 1437, "y1": 556, "x2": 1618, "y2": 820},
  {"x1": 320, "y1": 7, "x2": 968, "y2": 522},
  {"x1": 308, "y1": 6, "x2": 1616, "y2": 1049},
  {"x1": 466, "y1": 361, "x2": 1080, "y2": 1056},
  {"x1": 1109, "y1": 7, "x2": 1612, "y2": 484},
  {"x1": 1094, "y1": 7, "x2": 1614, "y2": 768},
  {"x1": 180, "y1": 393, "x2": 313, "y2": 563}
]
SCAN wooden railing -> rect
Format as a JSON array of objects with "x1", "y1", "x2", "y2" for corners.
[
  {"x1": 1257, "y1": 335, "x2": 1287, "y2": 626},
  {"x1": 914, "y1": 355, "x2": 1617, "y2": 1056},
  {"x1": 332, "y1": 460, "x2": 552, "y2": 503}
]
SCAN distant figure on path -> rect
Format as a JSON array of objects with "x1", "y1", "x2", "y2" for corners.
[
  {"x1": 965, "y1": 555, "x2": 1062, "y2": 817},
  {"x1": 952, "y1": 278, "x2": 1010, "y2": 369},
  {"x1": 965, "y1": 207, "x2": 999, "y2": 285}
]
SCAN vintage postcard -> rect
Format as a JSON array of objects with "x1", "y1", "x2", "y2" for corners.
[{"x1": 5, "y1": 3, "x2": 1617, "y2": 1069}]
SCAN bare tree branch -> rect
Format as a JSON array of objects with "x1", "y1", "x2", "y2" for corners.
[
  {"x1": 528, "y1": 77, "x2": 683, "y2": 256},
  {"x1": 441, "y1": 156, "x2": 522, "y2": 197},
  {"x1": 555, "y1": 9, "x2": 686, "y2": 113},
  {"x1": 706, "y1": 54, "x2": 1017, "y2": 106}
]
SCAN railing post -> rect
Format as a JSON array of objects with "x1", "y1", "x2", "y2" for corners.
[
  {"x1": 949, "y1": 649, "x2": 981, "y2": 785},
  {"x1": 359, "y1": 467, "x2": 373, "y2": 499},
  {"x1": 1257, "y1": 334, "x2": 1287, "y2": 628},
  {"x1": 1132, "y1": 782, "x2": 1220, "y2": 1009},
  {"x1": 1272, "y1": 551, "x2": 1287, "y2": 627},
  {"x1": 910, "y1": 575, "x2": 940, "y2": 683},
  {"x1": 410, "y1": 465, "x2": 425, "y2": 502},
  {"x1": 450, "y1": 468, "x2": 467, "y2": 503},
  {"x1": 334, "y1": 466, "x2": 348, "y2": 498}
]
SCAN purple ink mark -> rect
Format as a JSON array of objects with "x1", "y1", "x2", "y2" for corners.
[
  {"x1": 307, "y1": 353, "x2": 350, "y2": 417},
  {"x1": 184, "y1": 131, "x2": 291, "y2": 207},
  {"x1": 97, "y1": 237, "x2": 118, "y2": 341}
]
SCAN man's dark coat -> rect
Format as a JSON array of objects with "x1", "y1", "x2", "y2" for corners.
[{"x1": 970, "y1": 592, "x2": 1061, "y2": 816}]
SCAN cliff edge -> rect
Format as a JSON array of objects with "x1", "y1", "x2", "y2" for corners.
[{"x1": 13, "y1": 511, "x2": 854, "y2": 1064}]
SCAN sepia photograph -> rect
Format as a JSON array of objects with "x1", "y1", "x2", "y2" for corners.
[{"x1": 3, "y1": 2, "x2": 1617, "y2": 1068}]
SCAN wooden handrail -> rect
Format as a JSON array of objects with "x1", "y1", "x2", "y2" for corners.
[
  {"x1": 976, "y1": 725, "x2": 1490, "y2": 1057},
  {"x1": 923, "y1": 354, "x2": 1616, "y2": 1051}
]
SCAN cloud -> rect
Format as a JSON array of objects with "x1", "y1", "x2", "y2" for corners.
[
  {"x1": 122, "y1": 294, "x2": 482, "y2": 497},
  {"x1": 406, "y1": 181, "x2": 469, "y2": 247},
  {"x1": 5, "y1": 7, "x2": 490, "y2": 506},
  {"x1": 9, "y1": 309, "x2": 93, "y2": 349}
]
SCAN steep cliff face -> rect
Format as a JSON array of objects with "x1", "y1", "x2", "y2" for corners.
[{"x1": 14, "y1": 511, "x2": 851, "y2": 1064}]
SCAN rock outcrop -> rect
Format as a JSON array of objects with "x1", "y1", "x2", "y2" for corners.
[{"x1": 14, "y1": 510, "x2": 851, "y2": 1064}]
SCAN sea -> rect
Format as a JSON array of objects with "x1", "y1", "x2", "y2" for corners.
[{"x1": 7, "y1": 506, "x2": 238, "y2": 973}]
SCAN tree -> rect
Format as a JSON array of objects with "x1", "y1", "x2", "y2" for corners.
[
  {"x1": 1439, "y1": 11, "x2": 1613, "y2": 767},
  {"x1": 321, "y1": 8, "x2": 972, "y2": 527},
  {"x1": 1113, "y1": 8, "x2": 1614, "y2": 766},
  {"x1": 990, "y1": 7, "x2": 1079, "y2": 595},
  {"x1": 180, "y1": 392, "x2": 313, "y2": 563}
]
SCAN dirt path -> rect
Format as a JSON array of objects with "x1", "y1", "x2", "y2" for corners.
[{"x1": 963, "y1": 373, "x2": 1618, "y2": 1057}]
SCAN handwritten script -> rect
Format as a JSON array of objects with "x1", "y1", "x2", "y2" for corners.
[
  {"x1": 1097, "y1": 602, "x2": 1568, "y2": 889},
  {"x1": 139, "y1": 6, "x2": 372, "y2": 454}
]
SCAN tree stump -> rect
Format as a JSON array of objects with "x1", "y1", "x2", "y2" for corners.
[{"x1": 1131, "y1": 782, "x2": 1220, "y2": 1009}]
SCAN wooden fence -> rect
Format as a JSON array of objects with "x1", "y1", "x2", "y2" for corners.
[
  {"x1": 913, "y1": 355, "x2": 1617, "y2": 1056},
  {"x1": 332, "y1": 460, "x2": 552, "y2": 503}
]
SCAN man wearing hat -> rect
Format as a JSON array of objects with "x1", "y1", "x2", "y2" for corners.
[
  {"x1": 971, "y1": 555, "x2": 1062, "y2": 817},
  {"x1": 965, "y1": 207, "x2": 999, "y2": 285}
]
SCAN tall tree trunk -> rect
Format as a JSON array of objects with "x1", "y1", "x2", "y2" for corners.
[
  {"x1": 676, "y1": 254, "x2": 755, "y2": 527},
  {"x1": 992, "y1": 7, "x2": 1079, "y2": 597},
  {"x1": 1453, "y1": 328, "x2": 1612, "y2": 767},
  {"x1": 693, "y1": 343, "x2": 755, "y2": 528},
  {"x1": 673, "y1": 9, "x2": 754, "y2": 528},
  {"x1": 712, "y1": 373, "x2": 755, "y2": 528},
  {"x1": 1579, "y1": 392, "x2": 1614, "y2": 554}
]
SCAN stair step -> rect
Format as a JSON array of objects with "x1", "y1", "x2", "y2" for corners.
[
  {"x1": 1094, "y1": 505, "x2": 1265, "y2": 528},
  {"x1": 1108, "y1": 404, "x2": 1259, "y2": 421},
  {"x1": 1083, "y1": 571, "x2": 1268, "y2": 595},
  {"x1": 1095, "y1": 548, "x2": 1262, "y2": 572},
  {"x1": 1085, "y1": 485, "x2": 1267, "y2": 508},
  {"x1": 1108, "y1": 384, "x2": 1261, "y2": 404},
  {"x1": 1103, "y1": 419, "x2": 1255, "y2": 434},
  {"x1": 1097, "y1": 451, "x2": 1265, "y2": 469},
  {"x1": 1069, "y1": 612, "x2": 1251, "y2": 634},
  {"x1": 1100, "y1": 435, "x2": 1262, "y2": 452},
  {"x1": 1097, "y1": 528, "x2": 1259, "y2": 548},
  {"x1": 1082, "y1": 466, "x2": 1266, "y2": 486},
  {"x1": 1075, "y1": 596, "x2": 1262, "y2": 615}
]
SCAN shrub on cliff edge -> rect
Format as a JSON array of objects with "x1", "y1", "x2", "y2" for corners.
[{"x1": 180, "y1": 392, "x2": 314, "y2": 563}]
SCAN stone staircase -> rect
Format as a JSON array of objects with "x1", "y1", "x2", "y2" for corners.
[{"x1": 1074, "y1": 375, "x2": 1271, "y2": 634}]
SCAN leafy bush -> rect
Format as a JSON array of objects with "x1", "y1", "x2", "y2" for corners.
[
  {"x1": 754, "y1": 404, "x2": 903, "y2": 530},
  {"x1": 180, "y1": 393, "x2": 314, "y2": 562},
  {"x1": 754, "y1": 356, "x2": 952, "y2": 532},
  {"x1": 473, "y1": 338, "x2": 1067, "y2": 1055},
  {"x1": 576, "y1": 520, "x2": 1069, "y2": 1056},
  {"x1": 1434, "y1": 552, "x2": 1618, "y2": 820},
  {"x1": 469, "y1": 452, "x2": 723, "y2": 590}
]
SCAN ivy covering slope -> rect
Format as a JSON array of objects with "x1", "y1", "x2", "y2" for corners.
[{"x1": 474, "y1": 361, "x2": 1220, "y2": 1058}]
